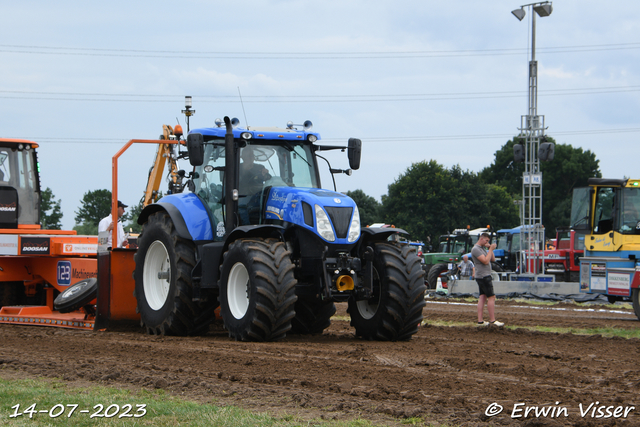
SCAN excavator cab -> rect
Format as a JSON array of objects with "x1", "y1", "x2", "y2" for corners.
[{"x1": 0, "y1": 139, "x2": 41, "y2": 228}]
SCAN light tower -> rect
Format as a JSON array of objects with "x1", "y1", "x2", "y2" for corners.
[{"x1": 511, "y1": 2, "x2": 554, "y2": 275}]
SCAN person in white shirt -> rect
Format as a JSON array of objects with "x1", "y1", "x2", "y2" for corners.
[{"x1": 98, "y1": 200, "x2": 128, "y2": 248}]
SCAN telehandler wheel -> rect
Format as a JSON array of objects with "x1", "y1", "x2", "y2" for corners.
[
  {"x1": 348, "y1": 242, "x2": 426, "y2": 341},
  {"x1": 219, "y1": 238, "x2": 297, "y2": 342},
  {"x1": 134, "y1": 211, "x2": 216, "y2": 336},
  {"x1": 427, "y1": 263, "x2": 449, "y2": 290},
  {"x1": 632, "y1": 289, "x2": 640, "y2": 321},
  {"x1": 290, "y1": 297, "x2": 336, "y2": 335},
  {"x1": 53, "y1": 278, "x2": 98, "y2": 313}
]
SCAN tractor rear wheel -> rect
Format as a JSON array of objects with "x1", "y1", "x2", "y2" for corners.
[
  {"x1": 427, "y1": 263, "x2": 449, "y2": 290},
  {"x1": 290, "y1": 296, "x2": 336, "y2": 334},
  {"x1": 134, "y1": 211, "x2": 216, "y2": 336},
  {"x1": 219, "y1": 238, "x2": 297, "y2": 341},
  {"x1": 632, "y1": 289, "x2": 640, "y2": 321},
  {"x1": 347, "y1": 242, "x2": 426, "y2": 341}
]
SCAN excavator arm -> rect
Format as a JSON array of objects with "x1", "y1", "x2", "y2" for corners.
[{"x1": 143, "y1": 125, "x2": 185, "y2": 207}]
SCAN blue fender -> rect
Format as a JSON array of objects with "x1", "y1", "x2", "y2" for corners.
[{"x1": 138, "y1": 193, "x2": 213, "y2": 242}]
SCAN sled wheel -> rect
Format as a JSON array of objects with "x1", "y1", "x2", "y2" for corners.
[{"x1": 53, "y1": 278, "x2": 98, "y2": 313}]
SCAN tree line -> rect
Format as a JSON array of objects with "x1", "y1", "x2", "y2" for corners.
[
  {"x1": 348, "y1": 136, "x2": 600, "y2": 245},
  {"x1": 41, "y1": 136, "x2": 600, "y2": 243},
  {"x1": 41, "y1": 188, "x2": 145, "y2": 235}
]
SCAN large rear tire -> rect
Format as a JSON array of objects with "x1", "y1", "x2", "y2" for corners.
[
  {"x1": 134, "y1": 211, "x2": 217, "y2": 336},
  {"x1": 219, "y1": 238, "x2": 297, "y2": 341},
  {"x1": 632, "y1": 289, "x2": 640, "y2": 321},
  {"x1": 290, "y1": 297, "x2": 336, "y2": 334},
  {"x1": 348, "y1": 242, "x2": 426, "y2": 341},
  {"x1": 427, "y1": 263, "x2": 449, "y2": 290}
]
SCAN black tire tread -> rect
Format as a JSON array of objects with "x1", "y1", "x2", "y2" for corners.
[
  {"x1": 427, "y1": 263, "x2": 449, "y2": 290},
  {"x1": 632, "y1": 289, "x2": 640, "y2": 321},
  {"x1": 221, "y1": 238, "x2": 297, "y2": 341},
  {"x1": 491, "y1": 262, "x2": 505, "y2": 273},
  {"x1": 348, "y1": 242, "x2": 426, "y2": 341},
  {"x1": 54, "y1": 278, "x2": 98, "y2": 313},
  {"x1": 290, "y1": 297, "x2": 336, "y2": 334},
  {"x1": 135, "y1": 211, "x2": 217, "y2": 336}
]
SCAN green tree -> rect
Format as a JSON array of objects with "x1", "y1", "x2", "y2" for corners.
[
  {"x1": 40, "y1": 187, "x2": 63, "y2": 230},
  {"x1": 73, "y1": 222, "x2": 99, "y2": 236},
  {"x1": 123, "y1": 198, "x2": 145, "y2": 234},
  {"x1": 346, "y1": 189, "x2": 381, "y2": 226},
  {"x1": 74, "y1": 189, "x2": 112, "y2": 231},
  {"x1": 381, "y1": 160, "x2": 518, "y2": 244},
  {"x1": 479, "y1": 136, "x2": 601, "y2": 235}
]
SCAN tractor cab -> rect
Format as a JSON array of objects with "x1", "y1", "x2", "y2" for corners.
[
  {"x1": 0, "y1": 139, "x2": 41, "y2": 228},
  {"x1": 187, "y1": 119, "x2": 361, "y2": 241},
  {"x1": 572, "y1": 178, "x2": 640, "y2": 252}
]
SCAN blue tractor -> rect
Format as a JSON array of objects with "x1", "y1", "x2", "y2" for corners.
[{"x1": 133, "y1": 117, "x2": 425, "y2": 341}]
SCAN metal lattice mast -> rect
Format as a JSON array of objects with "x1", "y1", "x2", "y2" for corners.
[{"x1": 512, "y1": 2, "x2": 552, "y2": 275}]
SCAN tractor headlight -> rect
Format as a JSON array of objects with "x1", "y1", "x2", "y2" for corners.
[
  {"x1": 315, "y1": 204, "x2": 335, "y2": 242},
  {"x1": 347, "y1": 206, "x2": 361, "y2": 242}
]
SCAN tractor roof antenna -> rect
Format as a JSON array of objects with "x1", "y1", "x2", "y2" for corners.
[{"x1": 238, "y1": 87, "x2": 249, "y2": 129}]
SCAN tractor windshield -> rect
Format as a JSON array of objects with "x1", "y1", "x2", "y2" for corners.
[
  {"x1": 618, "y1": 187, "x2": 640, "y2": 234},
  {"x1": 496, "y1": 233, "x2": 510, "y2": 251},
  {"x1": 0, "y1": 146, "x2": 39, "y2": 225},
  {"x1": 193, "y1": 139, "x2": 319, "y2": 232}
]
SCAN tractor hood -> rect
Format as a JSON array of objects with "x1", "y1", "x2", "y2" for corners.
[{"x1": 264, "y1": 187, "x2": 360, "y2": 244}]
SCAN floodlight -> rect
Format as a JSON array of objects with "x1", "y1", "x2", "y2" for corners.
[
  {"x1": 511, "y1": 8, "x2": 526, "y2": 21},
  {"x1": 533, "y1": 4, "x2": 553, "y2": 17}
]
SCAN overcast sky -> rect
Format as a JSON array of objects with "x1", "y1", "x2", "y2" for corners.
[{"x1": 2, "y1": 1, "x2": 639, "y2": 230}]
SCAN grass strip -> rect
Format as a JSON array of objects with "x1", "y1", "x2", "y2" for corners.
[
  {"x1": 0, "y1": 376, "x2": 390, "y2": 427},
  {"x1": 421, "y1": 319, "x2": 640, "y2": 339}
]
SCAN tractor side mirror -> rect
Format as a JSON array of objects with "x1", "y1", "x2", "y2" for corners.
[
  {"x1": 187, "y1": 133, "x2": 204, "y2": 166},
  {"x1": 348, "y1": 138, "x2": 362, "y2": 170}
]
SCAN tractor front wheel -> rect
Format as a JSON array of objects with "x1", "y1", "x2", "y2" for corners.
[
  {"x1": 427, "y1": 263, "x2": 449, "y2": 290},
  {"x1": 348, "y1": 242, "x2": 426, "y2": 341},
  {"x1": 219, "y1": 238, "x2": 297, "y2": 341}
]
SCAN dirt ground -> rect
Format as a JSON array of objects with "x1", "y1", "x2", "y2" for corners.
[{"x1": 1, "y1": 297, "x2": 640, "y2": 426}]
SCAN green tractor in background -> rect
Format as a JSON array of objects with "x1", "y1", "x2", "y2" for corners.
[{"x1": 424, "y1": 227, "x2": 502, "y2": 289}]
